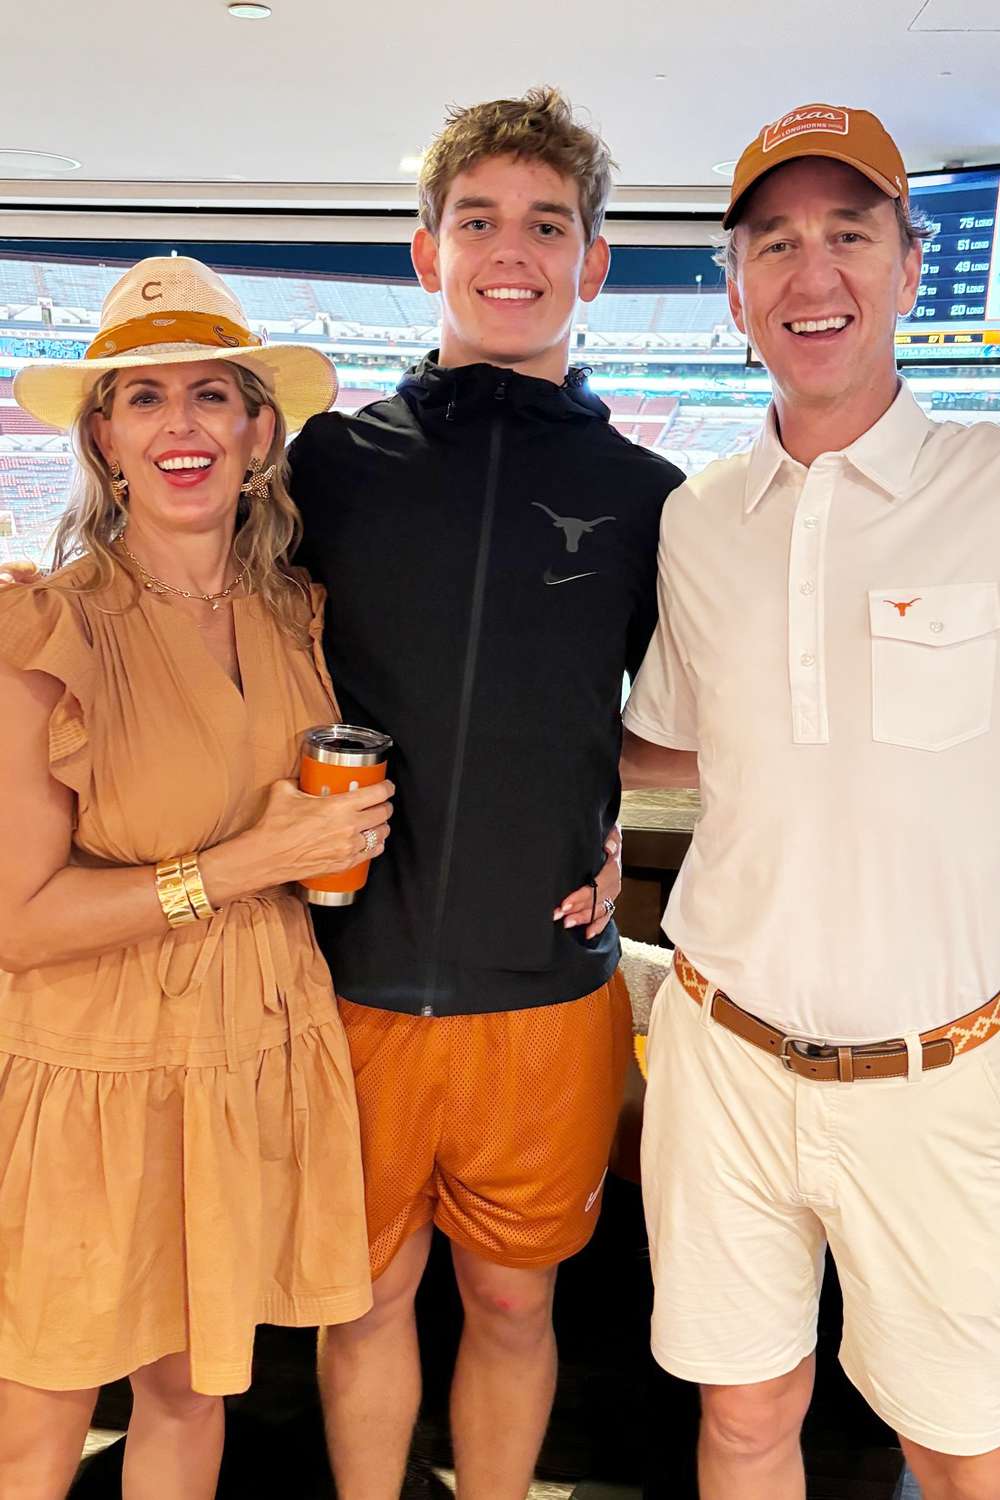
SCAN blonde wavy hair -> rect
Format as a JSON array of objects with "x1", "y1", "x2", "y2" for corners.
[
  {"x1": 418, "y1": 86, "x2": 615, "y2": 248},
  {"x1": 47, "y1": 361, "x2": 310, "y2": 640}
]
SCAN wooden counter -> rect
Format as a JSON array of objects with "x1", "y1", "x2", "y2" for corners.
[{"x1": 617, "y1": 787, "x2": 700, "y2": 943}]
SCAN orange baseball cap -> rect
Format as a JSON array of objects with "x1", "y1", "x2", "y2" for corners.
[{"x1": 723, "y1": 103, "x2": 908, "y2": 228}]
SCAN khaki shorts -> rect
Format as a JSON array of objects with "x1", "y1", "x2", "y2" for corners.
[
  {"x1": 641, "y1": 968, "x2": 1000, "y2": 1457},
  {"x1": 340, "y1": 971, "x2": 632, "y2": 1279}
]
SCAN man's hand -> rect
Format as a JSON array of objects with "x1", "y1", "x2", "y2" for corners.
[
  {"x1": 0, "y1": 560, "x2": 40, "y2": 586},
  {"x1": 553, "y1": 825, "x2": 623, "y2": 940}
]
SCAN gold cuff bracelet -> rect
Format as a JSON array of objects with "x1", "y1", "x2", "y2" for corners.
[
  {"x1": 155, "y1": 856, "x2": 198, "y2": 928},
  {"x1": 180, "y1": 853, "x2": 216, "y2": 922}
]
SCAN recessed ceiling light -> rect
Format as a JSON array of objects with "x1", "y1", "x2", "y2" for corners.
[
  {"x1": 398, "y1": 154, "x2": 424, "y2": 173},
  {"x1": 712, "y1": 159, "x2": 737, "y2": 180},
  {"x1": 228, "y1": 3, "x2": 271, "y2": 17},
  {"x1": 0, "y1": 148, "x2": 81, "y2": 173}
]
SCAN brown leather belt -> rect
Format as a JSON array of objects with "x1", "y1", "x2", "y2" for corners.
[{"x1": 673, "y1": 950, "x2": 1000, "y2": 1083}]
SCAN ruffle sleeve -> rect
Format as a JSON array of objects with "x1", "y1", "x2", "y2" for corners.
[{"x1": 0, "y1": 581, "x2": 95, "y2": 797}]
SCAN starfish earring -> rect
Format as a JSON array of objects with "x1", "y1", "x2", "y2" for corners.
[
  {"x1": 239, "y1": 455, "x2": 276, "y2": 501},
  {"x1": 109, "y1": 460, "x2": 129, "y2": 505}
]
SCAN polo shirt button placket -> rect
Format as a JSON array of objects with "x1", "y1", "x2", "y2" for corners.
[{"x1": 788, "y1": 461, "x2": 836, "y2": 746}]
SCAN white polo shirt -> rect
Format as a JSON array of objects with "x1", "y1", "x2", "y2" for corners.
[{"x1": 623, "y1": 382, "x2": 1000, "y2": 1041}]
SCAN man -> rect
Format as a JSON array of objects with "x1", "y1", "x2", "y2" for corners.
[
  {"x1": 623, "y1": 103, "x2": 1000, "y2": 1500},
  {"x1": 289, "y1": 90, "x2": 687, "y2": 1500}
]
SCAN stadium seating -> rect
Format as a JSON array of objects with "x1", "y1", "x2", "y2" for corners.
[
  {"x1": 604, "y1": 394, "x2": 682, "y2": 446},
  {"x1": 638, "y1": 395, "x2": 679, "y2": 447},
  {"x1": 0, "y1": 407, "x2": 56, "y2": 436},
  {"x1": 0, "y1": 454, "x2": 72, "y2": 563},
  {"x1": 656, "y1": 293, "x2": 730, "y2": 334},
  {"x1": 226, "y1": 274, "x2": 318, "y2": 323},
  {"x1": 385, "y1": 284, "x2": 441, "y2": 326},
  {"x1": 584, "y1": 291, "x2": 732, "y2": 338},
  {"x1": 662, "y1": 409, "x2": 760, "y2": 458},
  {"x1": 40, "y1": 263, "x2": 119, "y2": 311},
  {"x1": 0, "y1": 261, "x2": 40, "y2": 305},
  {"x1": 2, "y1": 257, "x2": 734, "y2": 347},
  {"x1": 4, "y1": 260, "x2": 438, "y2": 332},
  {"x1": 0, "y1": 252, "x2": 990, "y2": 568},
  {"x1": 336, "y1": 386, "x2": 387, "y2": 411},
  {"x1": 308, "y1": 281, "x2": 355, "y2": 321},
  {"x1": 336, "y1": 283, "x2": 403, "y2": 327},
  {"x1": 587, "y1": 295, "x2": 659, "y2": 334},
  {"x1": 309, "y1": 280, "x2": 439, "y2": 329}
]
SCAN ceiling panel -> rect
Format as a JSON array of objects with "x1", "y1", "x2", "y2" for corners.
[
  {"x1": 2, "y1": 0, "x2": 998, "y2": 190},
  {"x1": 910, "y1": 0, "x2": 1000, "y2": 30}
]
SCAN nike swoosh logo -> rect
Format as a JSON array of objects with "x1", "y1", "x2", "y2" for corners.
[
  {"x1": 544, "y1": 569, "x2": 598, "y2": 586},
  {"x1": 585, "y1": 1168, "x2": 609, "y2": 1213}
]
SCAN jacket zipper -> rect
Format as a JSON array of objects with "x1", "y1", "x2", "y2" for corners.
[{"x1": 422, "y1": 380, "x2": 507, "y2": 1016}]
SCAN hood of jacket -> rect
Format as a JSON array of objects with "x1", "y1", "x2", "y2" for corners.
[{"x1": 396, "y1": 350, "x2": 610, "y2": 428}]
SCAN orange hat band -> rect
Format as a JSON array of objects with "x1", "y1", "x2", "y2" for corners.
[{"x1": 85, "y1": 310, "x2": 262, "y2": 361}]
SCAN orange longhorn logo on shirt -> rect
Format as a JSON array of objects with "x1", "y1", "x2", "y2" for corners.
[{"x1": 884, "y1": 598, "x2": 922, "y2": 616}]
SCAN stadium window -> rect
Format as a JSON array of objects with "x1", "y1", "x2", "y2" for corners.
[{"x1": 2, "y1": 239, "x2": 999, "y2": 565}]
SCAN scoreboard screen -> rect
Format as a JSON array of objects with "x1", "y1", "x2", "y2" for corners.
[{"x1": 896, "y1": 166, "x2": 1000, "y2": 364}]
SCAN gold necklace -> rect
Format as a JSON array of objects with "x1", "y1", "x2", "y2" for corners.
[{"x1": 118, "y1": 538, "x2": 248, "y2": 611}]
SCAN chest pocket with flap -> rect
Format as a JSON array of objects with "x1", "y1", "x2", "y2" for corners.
[{"x1": 868, "y1": 583, "x2": 1000, "y2": 751}]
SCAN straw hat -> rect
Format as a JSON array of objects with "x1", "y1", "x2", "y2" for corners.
[{"x1": 13, "y1": 256, "x2": 338, "y2": 432}]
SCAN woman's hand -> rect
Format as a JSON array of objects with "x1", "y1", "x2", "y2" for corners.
[
  {"x1": 552, "y1": 825, "x2": 623, "y2": 940},
  {"x1": 240, "y1": 776, "x2": 394, "y2": 889}
]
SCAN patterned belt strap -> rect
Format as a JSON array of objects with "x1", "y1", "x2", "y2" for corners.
[{"x1": 672, "y1": 951, "x2": 1000, "y2": 1083}]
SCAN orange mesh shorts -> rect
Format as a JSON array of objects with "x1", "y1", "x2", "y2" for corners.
[{"x1": 338, "y1": 970, "x2": 632, "y2": 1278}]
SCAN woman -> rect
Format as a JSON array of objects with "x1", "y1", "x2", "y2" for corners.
[{"x1": 0, "y1": 256, "x2": 392, "y2": 1498}]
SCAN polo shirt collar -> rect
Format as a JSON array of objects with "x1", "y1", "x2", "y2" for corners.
[
  {"x1": 743, "y1": 380, "x2": 933, "y2": 514},
  {"x1": 743, "y1": 406, "x2": 787, "y2": 514}
]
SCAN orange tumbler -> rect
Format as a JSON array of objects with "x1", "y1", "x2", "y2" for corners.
[{"x1": 299, "y1": 724, "x2": 393, "y2": 907}]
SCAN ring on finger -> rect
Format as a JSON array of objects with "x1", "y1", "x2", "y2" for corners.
[
  {"x1": 361, "y1": 828, "x2": 379, "y2": 855},
  {"x1": 602, "y1": 897, "x2": 615, "y2": 917}
]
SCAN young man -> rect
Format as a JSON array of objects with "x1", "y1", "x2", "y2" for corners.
[
  {"x1": 288, "y1": 91, "x2": 686, "y2": 1500},
  {"x1": 623, "y1": 103, "x2": 1000, "y2": 1500}
]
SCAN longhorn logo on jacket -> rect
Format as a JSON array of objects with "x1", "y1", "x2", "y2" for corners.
[{"x1": 531, "y1": 502, "x2": 616, "y2": 554}]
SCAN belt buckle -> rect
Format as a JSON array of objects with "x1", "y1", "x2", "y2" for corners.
[{"x1": 779, "y1": 1034, "x2": 831, "y2": 1071}]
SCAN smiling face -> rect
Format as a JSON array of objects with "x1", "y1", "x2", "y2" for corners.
[
  {"x1": 411, "y1": 153, "x2": 610, "y2": 385},
  {"x1": 91, "y1": 359, "x2": 275, "y2": 536},
  {"x1": 728, "y1": 157, "x2": 922, "y2": 429}
]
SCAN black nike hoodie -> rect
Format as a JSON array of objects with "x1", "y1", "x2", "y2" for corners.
[{"x1": 288, "y1": 354, "x2": 684, "y2": 1015}]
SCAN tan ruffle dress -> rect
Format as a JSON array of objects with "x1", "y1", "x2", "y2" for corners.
[{"x1": 0, "y1": 560, "x2": 372, "y2": 1394}]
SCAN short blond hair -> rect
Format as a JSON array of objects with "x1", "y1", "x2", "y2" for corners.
[{"x1": 418, "y1": 86, "x2": 614, "y2": 247}]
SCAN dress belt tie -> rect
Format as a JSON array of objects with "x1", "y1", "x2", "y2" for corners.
[{"x1": 156, "y1": 891, "x2": 303, "y2": 1105}]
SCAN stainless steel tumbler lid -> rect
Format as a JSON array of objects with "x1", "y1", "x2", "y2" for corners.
[{"x1": 302, "y1": 724, "x2": 393, "y2": 767}]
